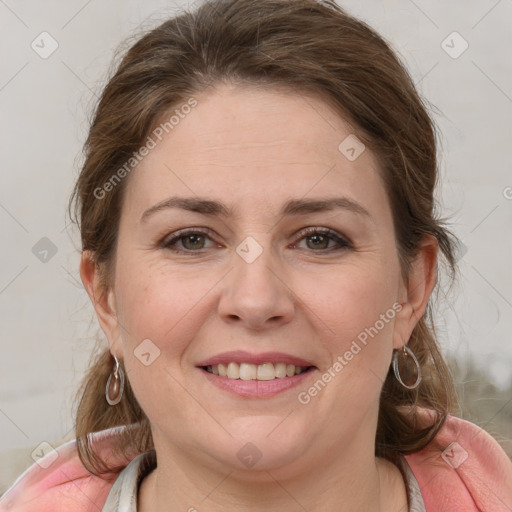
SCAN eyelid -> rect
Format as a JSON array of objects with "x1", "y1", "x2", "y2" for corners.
[
  {"x1": 162, "y1": 226, "x2": 216, "y2": 241},
  {"x1": 160, "y1": 225, "x2": 353, "y2": 254},
  {"x1": 160, "y1": 227, "x2": 219, "y2": 249},
  {"x1": 292, "y1": 226, "x2": 353, "y2": 250}
]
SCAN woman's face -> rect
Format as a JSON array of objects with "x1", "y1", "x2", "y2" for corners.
[{"x1": 85, "y1": 83, "x2": 432, "y2": 477}]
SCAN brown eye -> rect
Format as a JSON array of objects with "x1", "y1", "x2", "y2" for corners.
[
  {"x1": 293, "y1": 227, "x2": 352, "y2": 252},
  {"x1": 162, "y1": 229, "x2": 218, "y2": 253},
  {"x1": 181, "y1": 233, "x2": 206, "y2": 250},
  {"x1": 305, "y1": 233, "x2": 330, "y2": 250}
]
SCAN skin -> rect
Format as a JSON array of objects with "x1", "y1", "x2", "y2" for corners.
[{"x1": 81, "y1": 82, "x2": 437, "y2": 511}]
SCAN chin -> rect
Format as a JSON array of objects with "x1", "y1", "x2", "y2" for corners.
[{"x1": 213, "y1": 415, "x2": 312, "y2": 472}]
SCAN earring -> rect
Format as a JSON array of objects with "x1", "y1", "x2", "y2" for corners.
[
  {"x1": 105, "y1": 354, "x2": 125, "y2": 405},
  {"x1": 392, "y1": 344, "x2": 421, "y2": 390}
]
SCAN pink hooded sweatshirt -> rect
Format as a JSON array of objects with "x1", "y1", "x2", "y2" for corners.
[{"x1": 1, "y1": 414, "x2": 511, "y2": 511}]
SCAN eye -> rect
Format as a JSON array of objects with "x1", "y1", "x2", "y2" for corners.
[
  {"x1": 160, "y1": 226, "x2": 352, "y2": 255},
  {"x1": 292, "y1": 227, "x2": 352, "y2": 252},
  {"x1": 161, "y1": 228, "x2": 219, "y2": 253}
]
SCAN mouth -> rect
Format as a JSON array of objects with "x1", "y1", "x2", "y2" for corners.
[
  {"x1": 196, "y1": 351, "x2": 318, "y2": 398},
  {"x1": 201, "y1": 362, "x2": 314, "y2": 380}
]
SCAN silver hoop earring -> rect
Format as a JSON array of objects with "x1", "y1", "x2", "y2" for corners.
[
  {"x1": 105, "y1": 354, "x2": 125, "y2": 405},
  {"x1": 392, "y1": 344, "x2": 421, "y2": 390}
]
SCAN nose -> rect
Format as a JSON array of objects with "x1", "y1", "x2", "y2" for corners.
[{"x1": 217, "y1": 239, "x2": 295, "y2": 331}]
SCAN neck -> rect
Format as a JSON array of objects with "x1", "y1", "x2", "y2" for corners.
[{"x1": 138, "y1": 432, "x2": 407, "y2": 512}]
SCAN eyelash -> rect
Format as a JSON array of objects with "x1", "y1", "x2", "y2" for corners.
[{"x1": 160, "y1": 227, "x2": 353, "y2": 255}]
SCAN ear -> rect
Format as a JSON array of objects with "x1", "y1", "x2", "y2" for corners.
[
  {"x1": 393, "y1": 234, "x2": 438, "y2": 350},
  {"x1": 79, "y1": 251, "x2": 123, "y2": 357}
]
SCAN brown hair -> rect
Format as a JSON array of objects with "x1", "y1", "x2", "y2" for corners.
[{"x1": 70, "y1": 0, "x2": 460, "y2": 474}]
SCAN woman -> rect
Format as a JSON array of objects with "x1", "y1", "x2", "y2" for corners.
[{"x1": 2, "y1": 0, "x2": 511, "y2": 510}]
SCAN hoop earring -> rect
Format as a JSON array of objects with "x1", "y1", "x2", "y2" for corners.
[
  {"x1": 392, "y1": 344, "x2": 421, "y2": 390},
  {"x1": 105, "y1": 354, "x2": 125, "y2": 406}
]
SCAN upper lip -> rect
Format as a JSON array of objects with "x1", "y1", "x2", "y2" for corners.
[{"x1": 196, "y1": 350, "x2": 316, "y2": 368}]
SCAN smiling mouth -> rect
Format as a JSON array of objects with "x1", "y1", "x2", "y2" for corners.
[{"x1": 201, "y1": 362, "x2": 315, "y2": 380}]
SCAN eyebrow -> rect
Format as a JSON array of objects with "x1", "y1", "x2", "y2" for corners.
[{"x1": 140, "y1": 196, "x2": 372, "y2": 223}]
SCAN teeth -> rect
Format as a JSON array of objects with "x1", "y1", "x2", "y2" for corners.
[
  {"x1": 205, "y1": 362, "x2": 310, "y2": 380},
  {"x1": 257, "y1": 363, "x2": 275, "y2": 381},
  {"x1": 239, "y1": 363, "x2": 257, "y2": 381},
  {"x1": 275, "y1": 362, "x2": 287, "y2": 378},
  {"x1": 227, "y1": 362, "x2": 239, "y2": 379},
  {"x1": 218, "y1": 363, "x2": 227, "y2": 377}
]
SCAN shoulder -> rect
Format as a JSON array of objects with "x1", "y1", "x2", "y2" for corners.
[
  {"x1": 404, "y1": 412, "x2": 512, "y2": 512},
  {"x1": 0, "y1": 427, "x2": 136, "y2": 512}
]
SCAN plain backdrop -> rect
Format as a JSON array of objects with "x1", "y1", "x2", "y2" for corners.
[{"x1": 1, "y1": 0, "x2": 511, "y2": 471}]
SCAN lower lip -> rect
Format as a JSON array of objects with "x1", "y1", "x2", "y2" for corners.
[{"x1": 199, "y1": 367, "x2": 316, "y2": 398}]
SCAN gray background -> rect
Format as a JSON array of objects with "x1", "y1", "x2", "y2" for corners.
[{"x1": 1, "y1": 0, "x2": 511, "y2": 482}]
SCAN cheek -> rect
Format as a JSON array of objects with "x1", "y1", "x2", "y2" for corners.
[
  {"x1": 304, "y1": 260, "x2": 399, "y2": 403},
  {"x1": 313, "y1": 262, "x2": 397, "y2": 338},
  {"x1": 112, "y1": 263, "x2": 212, "y2": 422},
  {"x1": 113, "y1": 259, "x2": 220, "y2": 358}
]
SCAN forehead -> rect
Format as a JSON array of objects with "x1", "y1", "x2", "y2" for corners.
[{"x1": 122, "y1": 83, "x2": 390, "y2": 223}]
